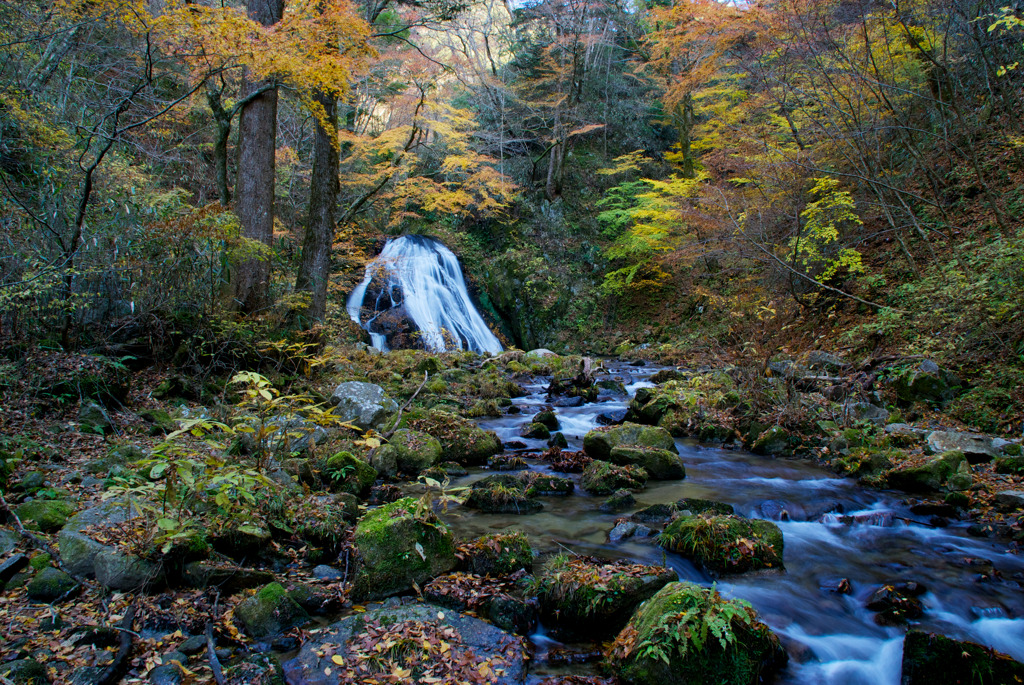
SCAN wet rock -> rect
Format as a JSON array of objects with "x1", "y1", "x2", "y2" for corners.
[
  {"x1": 312, "y1": 564, "x2": 344, "y2": 581},
  {"x1": 548, "y1": 432, "x2": 568, "y2": 449},
  {"x1": 457, "y1": 532, "x2": 533, "y2": 576},
  {"x1": 631, "y1": 503, "x2": 677, "y2": 525},
  {"x1": 465, "y1": 475, "x2": 543, "y2": 514},
  {"x1": 367, "y1": 483, "x2": 403, "y2": 504},
  {"x1": 26, "y1": 567, "x2": 77, "y2": 602},
  {"x1": 532, "y1": 410, "x2": 560, "y2": 430},
  {"x1": 536, "y1": 556, "x2": 676, "y2": 638},
  {"x1": 16, "y1": 500, "x2": 74, "y2": 534},
  {"x1": 148, "y1": 665, "x2": 182, "y2": 685},
  {"x1": 901, "y1": 630, "x2": 1024, "y2": 685},
  {"x1": 351, "y1": 497, "x2": 457, "y2": 600},
  {"x1": 865, "y1": 584, "x2": 924, "y2": 624},
  {"x1": 78, "y1": 401, "x2": 112, "y2": 435},
  {"x1": 926, "y1": 431, "x2": 998, "y2": 464},
  {"x1": 519, "y1": 422, "x2": 551, "y2": 440},
  {"x1": 659, "y1": 515, "x2": 784, "y2": 575},
  {"x1": 581, "y1": 460, "x2": 647, "y2": 495},
  {"x1": 234, "y1": 582, "x2": 310, "y2": 638},
  {"x1": 751, "y1": 426, "x2": 791, "y2": 456},
  {"x1": 885, "y1": 450, "x2": 968, "y2": 493},
  {"x1": 283, "y1": 599, "x2": 528, "y2": 685},
  {"x1": 595, "y1": 379, "x2": 627, "y2": 396},
  {"x1": 675, "y1": 498, "x2": 735, "y2": 517},
  {"x1": 650, "y1": 369, "x2": 686, "y2": 384},
  {"x1": 596, "y1": 410, "x2": 627, "y2": 426},
  {"x1": 609, "y1": 521, "x2": 655, "y2": 542},
  {"x1": 553, "y1": 396, "x2": 585, "y2": 408},
  {"x1": 583, "y1": 422, "x2": 677, "y2": 460},
  {"x1": 425, "y1": 573, "x2": 538, "y2": 634},
  {"x1": 892, "y1": 360, "x2": 962, "y2": 406},
  {"x1": 330, "y1": 381, "x2": 398, "y2": 430},
  {"x1": 607, "y1": 446, "x2": 685, "y2": 480},
  {"x1": 909, "y1": 502, "x2": 958, "y2": 518},
  {"x1": 370, "y1": 429, "x2": 441, "y2": 476},
  {"x1": 177, "y1": 635, "x2": 207, "y2": 655},
  {"x1": 819, "y1": 577, "x2": 851, "y2": 594},
  {"x1": 757, "y1": 500, "x2": 791, "y2": 521},
  {"x1": 606, "y1": 582, "x2": 787, "y2": 685},
  {"x1": 522, "y1": 473, "x2": 573, "y2": 496},
  {"x1": 600, "y1": 489, "x2": 636, "y2": 513}
]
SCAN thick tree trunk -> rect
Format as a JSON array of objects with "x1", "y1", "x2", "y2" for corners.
[
  {"x1": 295, "y1": 91, "x2": 339, "y2": 321},
  {"x1": 231, "y1": 0, "x2": 284, "y2": 314}
]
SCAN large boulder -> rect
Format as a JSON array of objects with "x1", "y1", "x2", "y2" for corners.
[
  {"x1": 234, "y1": 582, "x2": 310, "y2": 638},
  {"x1": 659, "y1": 515, "x2": 784, "y2": 575},
  {"x1": 608, "y1": 446, "x2": 685, "y2": 480},
  {"x1": 583, "y1": 422, "x2": 677, "y2": 460},
  {"x1": 901, "y1": 630, "x2": 1024, "y2": 685},
  {"x1": 57, "y1": 502, "x2": 166, "y2": 590},
  {"x1": 926, "y1": 431, "x2": 998, "y2": 464},
  {"x1": 892, "y1": 360, "x2": 962, "y2": 406},
  {"x1": 370, "y1": 429, "x2": 441, "y2": 477},
  {"x1": 606, "y1": 582, "x2": 787, "y2": 685},
  {"x1": 407, "y1": 410, "x2": 501, "y2": 465},
  {"x1": 283, "y1": 599, "x2": 528, "y2": 685},
  {"x1": 535, "y1": 556, "x2": 676, "y2": 638},
  {"x1": 330, "y1": 382, "x2": 398, "y2": 430},
  {"x1": 351, "y1": 497, "x2": 457, "y2": 600},
  {"x1": 238, "y1": 415, "x2": 328, "y2": 456},
  {"x1": 26, "y1": 567, "x2": 77, "y2": 602},
  {"x1": 425, "y1": 573, "x2": 537, "y2": 635},
  {"x1": 885, "y1": 450, "x2": 968, "y2": 493}
]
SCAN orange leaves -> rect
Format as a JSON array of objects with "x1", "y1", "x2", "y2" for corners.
[{"x1": 155, "y1": 0, "x2": 372, "y2": 98}]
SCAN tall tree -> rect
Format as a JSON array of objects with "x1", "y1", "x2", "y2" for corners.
[{"x1": 232, "y1": 0, "x2": 286, "y2": 314}]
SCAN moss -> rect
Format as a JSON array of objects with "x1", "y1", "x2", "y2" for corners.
[
  {"x1": 583, "y1": 422, "x2": 676, "y2": 460},
  {"x1": 322, "y1": 451, "x2": 377, "y2": 495},
  {"x1": 465, "y1": 475, "x2": 543, "y2": 514},
  {"x1": 26, "y1": 567, "x2": 78, "y2": 602},
  {"x1": 659, "y1": 515, "x2": 784, "y2": 575},
  {"x1": 519, "y1": 422, "x2": 551, "y2": 439},
  {"x1": 234, "y1": 582, "x2": 310, "y2": 638},
  {"x1": 885, "y1": 450, "x2": 967, "y2": 492},
  {"x1": 407, "y1": 410, "x2": 502, "y2": 465},
  {"x1": 901, "y1": 630, "x2": 1024, "y2": 685},
  {"x1": 606, "y1": 581, "x2": 786, "y2": 685},
  {"x1": 351, "y1": 497, "x2": 457, "y2": 600},
  {"x1": 536, "y1": 556, "x2": 676, "y2": 638},
  {"x1": 581, "y1": 460, "x2": 647, "y2": 495},
  {"x1": 608, "y1": 446, "x2": 685, "y2": 480},
  {"x1": 459, "y1": 531, "x2": 533, "y2": 575},
  {"x1": 29, "y1": 553, "x2": 53, "y2": 571},
  {"x1": 16, "y1": 500, "x2": 74, "y2": 533}
]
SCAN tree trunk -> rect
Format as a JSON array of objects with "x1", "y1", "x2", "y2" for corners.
[
  {"x1": 206, "y1": 84, "x2": 233, "y2": 206},
  {"x1": 295, "y1": 91, "x2": 339, "y2": 321},
  {"x1": 231, "y1": 0, "x2": 284, "y2": 314}
]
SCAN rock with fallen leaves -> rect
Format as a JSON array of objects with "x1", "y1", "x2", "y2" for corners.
[
  {"x1": 283, "y1": 598, "x2": 528, "y2": 684},
  {"x1": 350, "y1": 497, "x2": 457, "y2": 601}
]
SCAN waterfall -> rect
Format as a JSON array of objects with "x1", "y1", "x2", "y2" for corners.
[{"x1": 346, "y1": 235, "x2": 504, "y2": 355}]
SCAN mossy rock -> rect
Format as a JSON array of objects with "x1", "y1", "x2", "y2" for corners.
[
  {"x1": 26, "y1": 567, "x2": 78, "y2": 602},
  {"x1": 16, "y1": 500, "x2": 74, "y2": 534},
  {"x1": 322, "y1": 451, "x2": 377, "y2": 495},
  {"x1": 407, "y1": 410, "x2": 501, "y2": 465},
  {"x1": 608, "y1": 446, "x2": 685, "y2": 480},
  {"x1": 536, "y1": 556, "x2": 677, "y2": 638},
  {"x1": 291, "y1": 495, "x2": 355, "y2": 560},
  {"x1": 464, "y1": 475, "x2": 543, "y2": 514},
  {"x1": 211, "y1": 523, "x2": 272, "y2": 560},
  {"x1": 750, "y1": 426, "x2": 791, "y2": 455},
  {"x1": 532, "y1": 410, "x2": 560, "y2": 430},
  {"x1": 0, "y1": 658, "x2": 50, "y2": 684},
  {"x1": 659, "y1": 515, "x2": 784, "y2": 575},
  {"x1": 675, "y1": 498, "x2": 734, "y2": 517},
  {"x1": 78, "y1": 401, "x2": 112, "y2": 436},
  {"x1": 522, "y1": 473, "x2": 574, "y2": 496},
  {"x1": 88, "y1": 444, "x2": 146, "y2": 476},
  {"x1": 901, "y1": 630, "x2": 1024, "y2": 685},
  {"x1": 39, "y1": 355, "x2": 131, "y2": 405},
  {"x1": 606, "y1": 581, "x2": 786, "y2": 685},
  {"x1": 994, "y1": 455, "x2": 1024, "y2": 475},
  {"x1": 138, "y1": 409, "x2": 177, "y2": 435},
  {"x1": 351, "y1": 497, "x2": 457, "y2": 600},
  {"x1": 583, "y1": 422, "x2": 677, "y2": 460},
  {"x1": 234, "y1": 582, "x2": 310, "y2": 638},
  {"x1": 601, "y1": 489, "x2": 636, "y2": 513},
  {"x1": 458, "y1": 532, "x2": 533, "y2": 576},
  {"x1": 519, "y1": 422, "x2": 551, "y2": 440},
  {"x1": 581, "y1": 460, "x2": 648, "y2": 495},
  {"x1": 832, "y1": 447, "x2": 896, "y2": 477},
  {"x1": 892, "y1": 361, "x2": 962, "y2": 407},
  {"x1": 885, "y1": 450, "x2": 967, "y2": 493},
  {"x1": 370, "y1": 429, "x2": 442, "y2": 477}
]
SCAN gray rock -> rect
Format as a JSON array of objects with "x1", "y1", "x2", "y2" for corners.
[
  {"x1": 78, "y1": 401, "x2": 112, "y2": 435},
  {"x1": 994, "y1": 490, "x2": 1024, "y2": 511},
  {"x1": 329, "y1": 382, "x2": 397, "y2": 430},
  {"x1": 57, "y1": 502, "x2": 132, "y2": 578},
  {"x1": 553, "y1": 396, "x2": 584, "y2": 407},
  {"x1": 0, "y1": 528, "x2": 19, "y2": 555},
  {"x1": 525, "y1": 348, "x2": 557, "y2": 358},
  {"x1": 312, "y1": 565, "x2": 343, "y2": 581},
  {"x1": 283, "y1": 600, "x2": 527, "y2": 685},
  {"x1": 177, "y1": 635, "x2": 207, "y2": 655},
  {"x1": 94, "y1": 547, "x2": 164, "y2": 591},
  {"x1": 1, "y1": 658, "x2": 49, "y2": 684},
  {"x1": 892, "y1": 361, "x2": 962, "y2": 406},
  {"x1": 842, "y1": 402, "x2": 889, "y2": 426},
  {"x1": 805, "y1": 351, "x2": 850, "y2": 371},
  {"x1": 0, "y1": 553, "x2": 29, "y2": 585},
  {"x1": 885, "y1": 423, "x2": 927, "y2": 437},
  {"x1": 926, "y1": 431, "x2": 998, "y2": 463},
  {"x1": 148, "y1": 664, "x2": 182, "y2": 685},
  {"x1": 239, "y1": 415, "x2": 328, "y2": 456}
]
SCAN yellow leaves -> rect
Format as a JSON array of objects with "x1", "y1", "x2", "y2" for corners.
[{"x1": 331, "y1": 654, "x2": 345, "y2": 665}]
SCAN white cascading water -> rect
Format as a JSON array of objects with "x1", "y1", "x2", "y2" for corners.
[{"x1": 346, "y1": 235, "x2": 503, "y2": 355}]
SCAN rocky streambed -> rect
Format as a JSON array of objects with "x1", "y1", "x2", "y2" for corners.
[{"x1": 423, "y1": 358, "x2": 1024, "y2": 684}]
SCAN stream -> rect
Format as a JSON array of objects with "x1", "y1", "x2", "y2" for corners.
[{"x1": 435, "y1": 360, "x2": 1024, "y2": 684}]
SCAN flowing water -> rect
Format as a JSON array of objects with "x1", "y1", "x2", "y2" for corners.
[
  {"x1": 434, "y1": 361, "x2": 1024, "y2": 684},
  {"x1": 346, "y1": 236, "x2": 503, "y2": 355}
]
